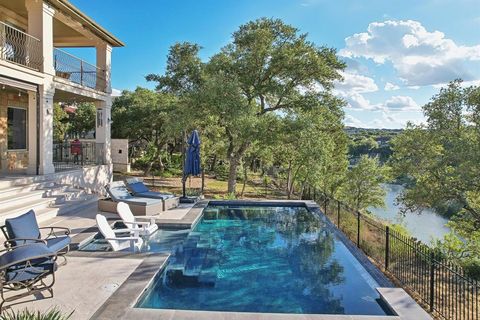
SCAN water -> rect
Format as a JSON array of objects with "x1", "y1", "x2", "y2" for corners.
[
  {"x1": 368, "y1": 184, "x2": 450, "y2": 243},
  {"x1": 138, "y1": 205, "x2": 388, "y2": 315}
]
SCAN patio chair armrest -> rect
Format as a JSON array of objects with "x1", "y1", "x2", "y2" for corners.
[
  {"x1": 104, "y1": 236, "x2": 141, "y2": 241},
  {"x1": 3, "y1": 238, "x2": 47, "y2": 249},
  {"x1": 135, "y1": 216, "x2": 157, "y2": 224},
  {"x1": 130, "y1": 220, "x2": 151, "y2": 226},
  {"x1": 115, "y1": 220, "x2": 148, "y2": 226},
  {"x1": 112, "y1": 228, "x2": 143, "y2": 233},
  {"x1": 38, "y1": 226, "x2": 71, "y2": 238}
]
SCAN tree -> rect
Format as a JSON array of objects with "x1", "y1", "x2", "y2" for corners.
[
  {"x1": 391, "y1": 80, "x2": 480, "y2": 274},
  {"x1": 68, "y1": 103, "x2": 96, "y2": 138},
  {"x1": 339, "y1": 155, "x2": 389, "y2": 212},
  {"x1": 53, "y1": 103, "x2": 69, "y2": 142},
  {"x1": 112, "y1": 88, "x2": 178, "y2": 175},
  {"x1": 203, "y1": 18, "x2": 345, "y2": 193}
]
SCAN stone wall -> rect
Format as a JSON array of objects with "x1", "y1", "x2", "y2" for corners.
[{"x1": 0, "y1": 90, "x2": 29, "y2": 173}]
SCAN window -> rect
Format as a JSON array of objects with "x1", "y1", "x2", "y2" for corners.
[{"x1": 7, "y1": 107, "x2": 27, "y2": 150}]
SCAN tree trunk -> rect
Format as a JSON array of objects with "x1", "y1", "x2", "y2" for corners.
[
  {"x1": 286, "y1": 161, "x2": 292, "y2": 199},
  {"x1": 209, "y1": 154, "x2": 217, "y2": 172},
  {"x1": 227, "y1": 156, "x2": 239, "y2": 195},
  {"x1": 240, "y1": 160, "x2": 248, "y2": 197}
]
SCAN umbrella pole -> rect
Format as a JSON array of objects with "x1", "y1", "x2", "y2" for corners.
[{"x1": 182, "y1": 130, "x2": 187, "y2": 199}]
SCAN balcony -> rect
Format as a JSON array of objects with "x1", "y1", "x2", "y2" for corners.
[
  {"x1": 53, "y1": 48, "x2": 108, "y2": 93},
  {"x1": 0, "y1": 21, "x2": 42, "y2": 71},
  {"x1": 0, "y1": 21, "x2": 108, "y2": 93}
]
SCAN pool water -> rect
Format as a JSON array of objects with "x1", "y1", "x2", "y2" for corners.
[{"x1": 137, "y1": 205, "x2": 389, "y2": 315}]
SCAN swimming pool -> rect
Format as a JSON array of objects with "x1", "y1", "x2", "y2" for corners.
[{"x1": 136, "y1": 205, "x2": 389, "y2": 315}]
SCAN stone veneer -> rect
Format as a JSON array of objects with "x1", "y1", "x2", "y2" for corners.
[{"x1": 0, "y1": 89, "x2": 30, "y2": 172}]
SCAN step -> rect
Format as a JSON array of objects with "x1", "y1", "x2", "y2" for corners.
[
  {"x1": 0, "y1": 189, "x2": 46, "y2": 207},
  {"x1": 0, "y1": 181, "x2": 56, "y2": 199},
  {"x1": 0, "y1": 197, "x2": 56, "y2": 224}
]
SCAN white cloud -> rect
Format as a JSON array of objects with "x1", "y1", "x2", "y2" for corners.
[
  {"x1": 384, "y1": 82, "x2": 400, "y2": 91},
  {"x1": 344, "y1": 114, "x2": 365, "y2": 127},
  {"x1": 340, "y1": 20, "x2": 480, "y2": 86},
  {"x1": 334, "y1": 71, "x2": 381, "y2": 110},
  {"x1": 383, "y1": 95, "x2": 419, "y2": 111},
  {"x1": 112, "y1": 88, "x2": 122, "y2": 97},
  {"x1": 336, "y1": 71, "x2": 378, "y2": 93}
]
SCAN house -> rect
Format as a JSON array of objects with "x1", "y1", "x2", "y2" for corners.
[{"x1": 0, "y1": 0, "x2": 123, "y2": 193}]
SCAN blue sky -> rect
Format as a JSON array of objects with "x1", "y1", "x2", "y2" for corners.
[{"x1": 70, "y1": 0, "x2": 480, "y2": 129}]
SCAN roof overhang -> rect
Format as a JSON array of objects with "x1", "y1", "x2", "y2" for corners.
[{"x1": 46, "y1": 0, "x2": 124, "y2": 47}]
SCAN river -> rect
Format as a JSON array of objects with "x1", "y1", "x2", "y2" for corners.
[{"x1": 368, "y1": 184, "x2": 451, "y2": 244}]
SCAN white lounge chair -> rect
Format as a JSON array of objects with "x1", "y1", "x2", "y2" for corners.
[
  {"x1": 95, "y1": 214, "x2": 143, "y2": 252},
  {"x1": 116, "y1": 202, "x2": 159, "y2": 236}
]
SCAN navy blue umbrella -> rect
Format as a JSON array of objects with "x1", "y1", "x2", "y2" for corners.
[
  {"x1": 182, "y1": 130, "x2": 201, "y2": 200},
  {"x1": 184, "y1": 130, "x2": 201, "y2": 177}
]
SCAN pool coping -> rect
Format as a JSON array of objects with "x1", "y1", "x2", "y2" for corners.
[{"x1": 90, "y1": 199, "x2": 430, "y2": 320}]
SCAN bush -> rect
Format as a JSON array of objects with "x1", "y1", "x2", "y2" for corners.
[{"x1": 0, "y1": 308, "x2": 73, "y2": 320}]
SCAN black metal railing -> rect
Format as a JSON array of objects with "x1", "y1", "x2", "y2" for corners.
[
  {"x1": 53, "y1": 141, "x2": 105, "y2": 172},
  {"x1": 309, "y1": 191, "x2": 479, "y2": 320},
  {"x1": 53, "y1": 48, "x2": 107, "y2": 92},
  {"x1": 0, "y1": 21, "x2": 42, "y2": 71}
]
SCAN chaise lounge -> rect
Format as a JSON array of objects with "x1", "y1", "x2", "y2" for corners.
[
  {"x1": 102, "y1": 181, "x2": 165, "y2": 216},
  {"x1": 125, "y1": 177, "x2": 179, "y2": 210}
]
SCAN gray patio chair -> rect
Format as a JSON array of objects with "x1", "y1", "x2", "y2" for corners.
[
  {"x1": 125, "y1": 178, "x2": 179, "y2": 210},
  {"x1": 0, "y1": 210, "x2": 71, "y2": 265},
  {"x1": 0, "y1": 242, "x2": 57, "y2": 310},
  {"x1": 105, "y1": 181, "x2": 165, "y2": 215}
]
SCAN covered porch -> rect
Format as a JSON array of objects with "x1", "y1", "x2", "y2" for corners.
[{"x1": 0, "y1": 79, "x2": 111, "y2": 177}]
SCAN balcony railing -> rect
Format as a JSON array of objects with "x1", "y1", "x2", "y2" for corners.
[
  {"x1": 53, "y1": 141, "x2": 105, "y2": 172},
  {"x1": 0, "y1": 21, "x2": 43, "y2": 71},
  {"x1": 53, "y1": 48, "x2": 107, "y2": 92}
]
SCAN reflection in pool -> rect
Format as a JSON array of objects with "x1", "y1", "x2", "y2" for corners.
[{"x1": 137, "y1": 205, "x2": 388, "y2": 315}]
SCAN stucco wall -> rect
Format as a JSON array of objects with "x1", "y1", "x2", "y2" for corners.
[
  {"x1": 111, "y1": 138, "x2": 130, "y2": 172},
  {"x1": 53, "y1": 164, "x2": 113, "y2": 195}
]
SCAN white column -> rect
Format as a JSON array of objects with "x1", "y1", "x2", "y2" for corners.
[
  {"x1": 95, "y1": 99, "x2": 112, "y2": 166},
  {"x1": 96, "y1": 43, "x2": 112, "y2": 93},
  {"x1": 38, "y1": 87, "x2": 55, "y2": 174},
  {"x1": 27, "y1": 91, "x2": 37, "y2": 174},
  {"x1": 25, "y1": 0, "x2": 55, "y2": 75}
]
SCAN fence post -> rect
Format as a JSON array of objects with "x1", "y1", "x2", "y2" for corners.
[
  {"x1": 385, "y1": 226, "x2": 390, "y2": 270},
  {"x1": 337, "y1": 200, "x2": 340, "y2": 226},
  {"x1": 429, "y1": 251, "x2": 435, "y2": 312},
  {"x1": 357, "y1": 211, "x2": 361, "y2": 248}
]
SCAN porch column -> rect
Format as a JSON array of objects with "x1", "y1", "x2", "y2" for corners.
[
  {"x1": 95, "y1": 99, "x2": 112, "y2": 166},
  {"x1": 96, "y1": 43, "x2": 112, "y2": 93},
  {"x1": 25, "y1": 0, "x2": 55, "y2": 75},
  {"x1": 26, "y1": 91, "x2": 37, "y2": 174},
  {"x1": 38, "y1": 88, "x2": 55, "y2": 174}
]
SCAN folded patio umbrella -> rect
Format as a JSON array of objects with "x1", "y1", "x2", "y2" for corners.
[{"x1": 182, "y1": 130, "x2": 201, "y2": 199}]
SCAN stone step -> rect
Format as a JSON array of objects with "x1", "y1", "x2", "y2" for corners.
[
  {"x1": 0, "y1": 181, "x2": 56, "y2": 199},
  {"x1": 0, "y1": 189, "x2": 46, "y2": 207},
  {"x1": 0, "y1": 197, "x2": 56, "y2": 224}
]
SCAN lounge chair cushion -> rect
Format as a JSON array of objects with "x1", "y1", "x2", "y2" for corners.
[
  {"x1": 5, "y1": 259, "x2": 56, "y2": 283},
  {"x1": 128, "y1": 182, "x2": 149, "y2": 194},
  {"x1": 121, "y1": 197, "x2": 163, "y2": 207},
  {"x1": 0, "y1": 243, "x2": 53, "y2": 269},
  {"x1": 106, "y1": 181, "x2": 133, "y2": 201},
  {"x1": 5, "y1": 211, "x2": 41, "y2": 245},
  {"x1": 136, "y1": 191, "x2": 175, "y2": 200},
  {"x1": 45, "y1": 236, "x2": 71, "y2": 252}
]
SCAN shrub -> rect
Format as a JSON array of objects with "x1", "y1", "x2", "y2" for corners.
[{"x1": 0, "y1": 308, "x2": 73, "y2": 320}]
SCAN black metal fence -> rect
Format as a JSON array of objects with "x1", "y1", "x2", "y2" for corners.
[
  {"x1": 53, "y1": 141, "x2": 104, "y2": 172},
  {"x1": 310, "y1": 191, "x2": 479, "y2": 320}
]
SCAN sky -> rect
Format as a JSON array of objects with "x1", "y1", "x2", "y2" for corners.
[{"x1": 70, "y1": 0, "x2": 480, "y2": 129}]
